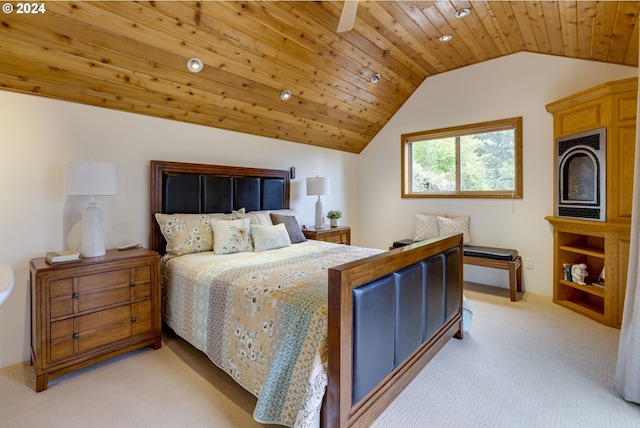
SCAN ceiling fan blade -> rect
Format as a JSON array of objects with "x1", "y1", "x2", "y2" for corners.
[{"x1": 337, "y1": 1, "x2": 358, "y2": 33}]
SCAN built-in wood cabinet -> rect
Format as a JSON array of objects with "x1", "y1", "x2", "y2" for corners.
[
  {"x1": 546, "y1": 78, "x2": 636, "y2": 328},
  {"x1": 30, "y1": 248, "x2": 161, "y2": 391}
]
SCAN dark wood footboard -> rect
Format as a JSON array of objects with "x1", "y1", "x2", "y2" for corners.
[{"x1": 325, "y1": 233, "x2": 464, "y2": 428}]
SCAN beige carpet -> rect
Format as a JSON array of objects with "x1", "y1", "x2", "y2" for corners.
[{"x1": 1, "y1": 284, "x2": 639, "y2": 428}]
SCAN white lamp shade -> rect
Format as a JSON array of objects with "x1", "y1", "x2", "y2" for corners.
[
  {"x1": 64, "y1": 161, "x2": 118, "y2": 196},
  {"x1": 306, "y1": 176, "x2": 330, "y2": 196}
]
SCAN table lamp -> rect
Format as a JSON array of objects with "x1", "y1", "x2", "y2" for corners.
[
  {"x1": 63, "y1": 161, "x2": 118, "y2": 257},
  {"x1": 306, "y1": 176, "x2": 330, "y2": 229}
]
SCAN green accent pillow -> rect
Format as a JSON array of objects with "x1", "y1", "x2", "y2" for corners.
[{"x1": 251, "y1": 223, "x2": 292, "y2": 252}]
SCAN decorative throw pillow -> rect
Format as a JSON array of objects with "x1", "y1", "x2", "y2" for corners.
[
  {"x1": 251, "y1": 223, "x2": 292, "y2": 252},
  {"x1": 155, "y1": 213, "x2": 216, "y2": 256},
  {"x1": 414, "y1": 213, "x2": 442, "y2": 241},
  {"x1": 268, "y1": 208, "x2": 297, "y2": 217},
  {"x1": 437, "y1": 215, "x2": 471, "y2": 245},
  {"x1": 230, "y1": 207, "x2": 246, "y2": 218},
  {"x1": 210, "y1": 212, "x2": 237, "y2": 221},
  {"x1": 270, "y1": 213, "x2": 307, "y2": 244},
  {"x1": 244, "y1": 211, "x2": 274, "y2": 226},
  {"x1": 211, "y1": 218, "x2": 253, "y2": 255}
]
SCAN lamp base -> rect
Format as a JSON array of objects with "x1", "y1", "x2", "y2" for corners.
[
  {"x1": 315, "y1": 197, "x2": 327, "y2": 229},
  {"x1": 81, "y1": 202, "x2": 106, "y2": 257}
]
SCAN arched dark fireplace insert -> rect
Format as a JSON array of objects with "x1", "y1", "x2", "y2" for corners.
[{"x1": 556, "y1": 127, "x2": 606, "y2": 221}]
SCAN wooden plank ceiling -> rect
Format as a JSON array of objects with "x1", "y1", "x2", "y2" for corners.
[{"x1": 1, "y1": 1, "x2": 639, "y2": 153}]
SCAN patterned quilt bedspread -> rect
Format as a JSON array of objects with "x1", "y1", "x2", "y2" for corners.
[{"x1": 161, "y1": 240, "x2": 382, "y2": 428}]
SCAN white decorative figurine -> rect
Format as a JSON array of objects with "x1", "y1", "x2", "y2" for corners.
[{"x1": 571, "y1": 263, "x2": 588, "y2": 285}]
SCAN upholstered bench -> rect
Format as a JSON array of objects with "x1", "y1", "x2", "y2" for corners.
[{"x1": 391, "y1": 240, "x2": 523, "y2": 301}]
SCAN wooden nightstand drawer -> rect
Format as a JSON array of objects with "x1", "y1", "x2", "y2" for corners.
[
  {"x1": 48, "y1": 265, "x2": 152, "y2": 318},
  {"x1": 132, "y1": 300, "x2": 152, "y2": 335},
  {"x1": 30, "y1": 248, "x2": 161, "y2": 391},
  {"x1": 77, "y1": 268, "x2": 130, "y2": 294},
  {"x1": 324, "y1": 231, "x2": 349, "y2": 244},
  {"x1": 50, "y1": 305, "x2": 132, "y2": 361},
  {"x1": 76, "y1": 305, "x2": 132, "y2": 353},
  {"x1": 302, "y1": 226, "x2": 351, "y2": 245},
  {"x1": 49, "y1": 301, "x2": 153, "y2": 363},
  {"x1": 50, "y1": 279, "x2": 74, "y2": 318},
  {"x1": 76, "y1": 269, "x2": 131, "y2": 313},
  {"x1": 132, "y1": 266, "x2": 152, "y2": 300},
  {"x1": 50, "y1": 319, "x2": 74, "y2": 361}
]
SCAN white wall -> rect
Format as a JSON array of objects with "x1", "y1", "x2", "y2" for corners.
[
  {"x1": 358, "y1": 52, "x2": 637, "y2": 295},
  {"x1": 0, "y1": 93, "x2": 360, "y2": 368}
]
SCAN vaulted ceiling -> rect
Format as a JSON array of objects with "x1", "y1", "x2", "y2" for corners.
[{"x1": 1, "y1": 1, "x2": 639, "y2": 153}]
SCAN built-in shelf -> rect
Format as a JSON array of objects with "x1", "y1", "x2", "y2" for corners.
[
  {"x1": 558, "y1": 245, "x2": 604, "y2": 258},
  {"x1": 559, "y1": 280, "x2": 605, "y2": 298}
]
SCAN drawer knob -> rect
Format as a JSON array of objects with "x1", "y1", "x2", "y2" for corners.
[
  {"x1": 72, "y1": 293, "x2": 79, "y2": 299},
  {"x1": 73, "y1": 333, "x2": 79, "y2": 339},
  {"x1": 130, "y1": 282, "x2": 136, "y2": 287},
  {"x1": 131, "y1": 317, "x2": 137, "y2": 323}
]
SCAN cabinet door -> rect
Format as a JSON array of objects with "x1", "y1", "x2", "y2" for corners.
[
  {"x1": 609, "y1": 121, "x2": 636, "y2": 222},
  {"x1": 553, "y1": 99, "x2": 604, "y2": 136}
]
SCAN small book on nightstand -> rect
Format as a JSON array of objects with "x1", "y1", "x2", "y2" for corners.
[{"x1": 45, "y1": 250, "x2": 82, "y2": 265}]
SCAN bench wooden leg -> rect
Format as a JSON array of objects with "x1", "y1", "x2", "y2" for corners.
[
  {"x1": 462, "y1": 254, "x2": 522, "y2": 302},
  {"x1": 508, "y1": 257, "x2": 522, "y2": 302}
]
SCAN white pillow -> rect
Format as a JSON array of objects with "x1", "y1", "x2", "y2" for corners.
[
  {"x1": 414, "y1": 213, "x2": 443, "y2": 241},
  {"x1": 211, "y1": 218, "x2": 253, "y2": 255},
  {"x1": 242, "y1": 209, "x2": 296, "y2": 225},
  {"x1": 437, "y1": 215, "x2": 471, "y2": 245},
  {"x1": 251, "y1": 223, "x2": 292, "y2": 252},
  {"x1": 244, "y1": 211, "x2": 273, "y2": 226}
]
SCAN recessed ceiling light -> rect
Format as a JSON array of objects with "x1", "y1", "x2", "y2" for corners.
[
  {"x1": 455, "y1": 8, "x2": 471, "y2": 18},
  {"x1": 370, "y1": 73, "x2": 381, "y2": 84},
  {"x1": 280, "y1": 89, "x2": 292, "y2": 101},
  {"x1": 186, "y1": 57, "x2": 203, "y2": 73},
  {"x1": 439, "y1": 34, "x2": 453, "y2": 42}
]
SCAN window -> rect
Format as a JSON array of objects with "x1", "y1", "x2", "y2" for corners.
[{"x1": 401, "y1": 117, "x2": 523, "y2": 199}]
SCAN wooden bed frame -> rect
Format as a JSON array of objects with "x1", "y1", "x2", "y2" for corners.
[{"x1": 149, "y1": 160, "x2": 463, "y2": 428}]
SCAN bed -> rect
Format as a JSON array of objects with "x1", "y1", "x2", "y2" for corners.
[{"x1": 149, "y1": 160, "x2": 463, "y2": 428}]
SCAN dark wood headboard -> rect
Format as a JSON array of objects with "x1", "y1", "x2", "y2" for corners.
[{"x1": 149, "y1": 160, "x2": 290, "y2": 254}]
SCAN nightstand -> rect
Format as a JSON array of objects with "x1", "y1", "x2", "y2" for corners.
[
  {"x1": 302, "y1": 226, "x2": 351, "y2": 245},
  {"x1": 30, "y1": 248, "x2": 161, "y2": 392}
]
